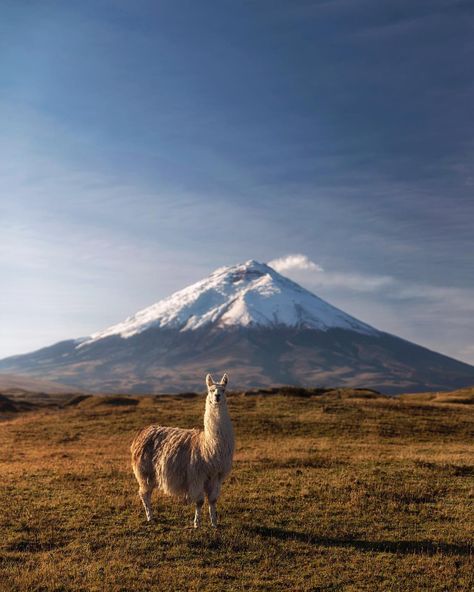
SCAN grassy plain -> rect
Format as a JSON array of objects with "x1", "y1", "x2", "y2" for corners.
[{"x1": 0, "y1": 388, "x2": 473, "y2": 591}]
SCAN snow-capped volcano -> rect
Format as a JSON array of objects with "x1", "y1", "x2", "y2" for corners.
[
  {"x1": 81, "y1": 260, "x2": 376, "y2": 345},
  {"x1": 2, "y1": 259, "x2": 474, "y2": 394}
]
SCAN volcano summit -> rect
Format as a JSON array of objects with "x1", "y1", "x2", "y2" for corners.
[{"x1": 1, "y1": 260, "x2": 473, "y2": 393}]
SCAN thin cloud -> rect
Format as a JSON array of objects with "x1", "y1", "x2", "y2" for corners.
[
  {"x1": 268, "y1": 254, "x2": 323, "y2": 273},
  {"x1": 268, "y1": 253, "x2": 393, "y2": 292},
  {"x1": 311, "y1": 271, "x2": 394, "y2": 292}
]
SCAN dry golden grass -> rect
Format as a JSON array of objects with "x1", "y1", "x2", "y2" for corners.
[{"x1": 0, "y1": 391, "x2": 473, "y2": 591}]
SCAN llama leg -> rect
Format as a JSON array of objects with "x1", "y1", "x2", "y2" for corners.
[
  {"x1": 139, "y1": 485, "x2": 154, "y2": 522},
  {"x1": 194, "y1": 498, "x2": 204, "y2": 529},
  {"x1": 206, "y1": 481, "x2": 221, "y2": 528},
  {"x1": 209, "y1": 501, "x2": 218, "y2": 527}
]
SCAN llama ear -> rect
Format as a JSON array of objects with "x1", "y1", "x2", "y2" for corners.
[
  {"x1": 206, "y1": 374, "x2": 214, "y2": 388},
  {"x1": 220, "y1": 373, "x2": 228, "y2": 386}
]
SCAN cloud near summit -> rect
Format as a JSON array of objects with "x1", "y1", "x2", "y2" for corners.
[
  {"x1": 268, "y1": 254, "x2": 393, "y2": 293},
  {"x1": 268, "y1": 254, "x2": 323, "y2": 273}
]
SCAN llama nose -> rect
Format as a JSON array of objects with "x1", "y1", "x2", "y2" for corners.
[{"x1": 215, "y1": 394, "x2": 221, "y2": 402}]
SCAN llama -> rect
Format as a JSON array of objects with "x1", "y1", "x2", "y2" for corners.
[{"x1": 131, "y1": 373, "x2": 234, "y2": 527}]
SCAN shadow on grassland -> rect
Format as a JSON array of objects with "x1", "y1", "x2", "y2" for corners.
[{"x1": 248, "y1": 526, "x2": 474, "y2": 556}]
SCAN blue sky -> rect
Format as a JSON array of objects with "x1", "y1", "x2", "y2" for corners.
[{"x1": 1, "y1": 0, "x2": 473, "y2": 364}]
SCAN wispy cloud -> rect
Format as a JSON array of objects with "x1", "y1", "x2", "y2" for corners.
[
  {"x1": 268, "y1": 254, "x2": 323, "y2": 273},
  {"x1": 268, "y1": 253, "x2": 394, "y2": 292}
]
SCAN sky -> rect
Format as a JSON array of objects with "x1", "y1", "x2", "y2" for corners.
[{"x1": 1, "y1": 0, "x2": 473, "y2": 364}]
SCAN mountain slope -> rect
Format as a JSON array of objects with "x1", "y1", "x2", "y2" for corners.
[
  {"x1": 0, "y1": 373, "x2": 78, "y2": 394},
  {"x1": 1, "y1": 260, "x2": 474, "y2": 394}
]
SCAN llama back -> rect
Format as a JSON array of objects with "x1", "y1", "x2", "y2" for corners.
[{"x1": 131, "y1": 425, "x2": 202, "y2": 500}]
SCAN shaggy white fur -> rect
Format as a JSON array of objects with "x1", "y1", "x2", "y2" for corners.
[{"x1": 131, "y1": 373, "x2": 234, "y2": 527}]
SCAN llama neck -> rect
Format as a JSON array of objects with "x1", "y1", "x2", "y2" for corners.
[{"x1": 203, "y1": 401, "x2": 234, "y2": 447}]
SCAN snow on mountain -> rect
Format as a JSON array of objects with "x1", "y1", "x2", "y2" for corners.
[{"x1": 80, "y1": 260, "x2": 378, "y2": 347}]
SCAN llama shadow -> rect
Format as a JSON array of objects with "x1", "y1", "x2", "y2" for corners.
[{"x1": 248, "y1": 526, "x2": 473, "y2": 556}]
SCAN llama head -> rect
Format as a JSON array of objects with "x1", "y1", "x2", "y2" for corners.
[{"x1": 206, "y1": 373, "x2": 228, "y2": 406}]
